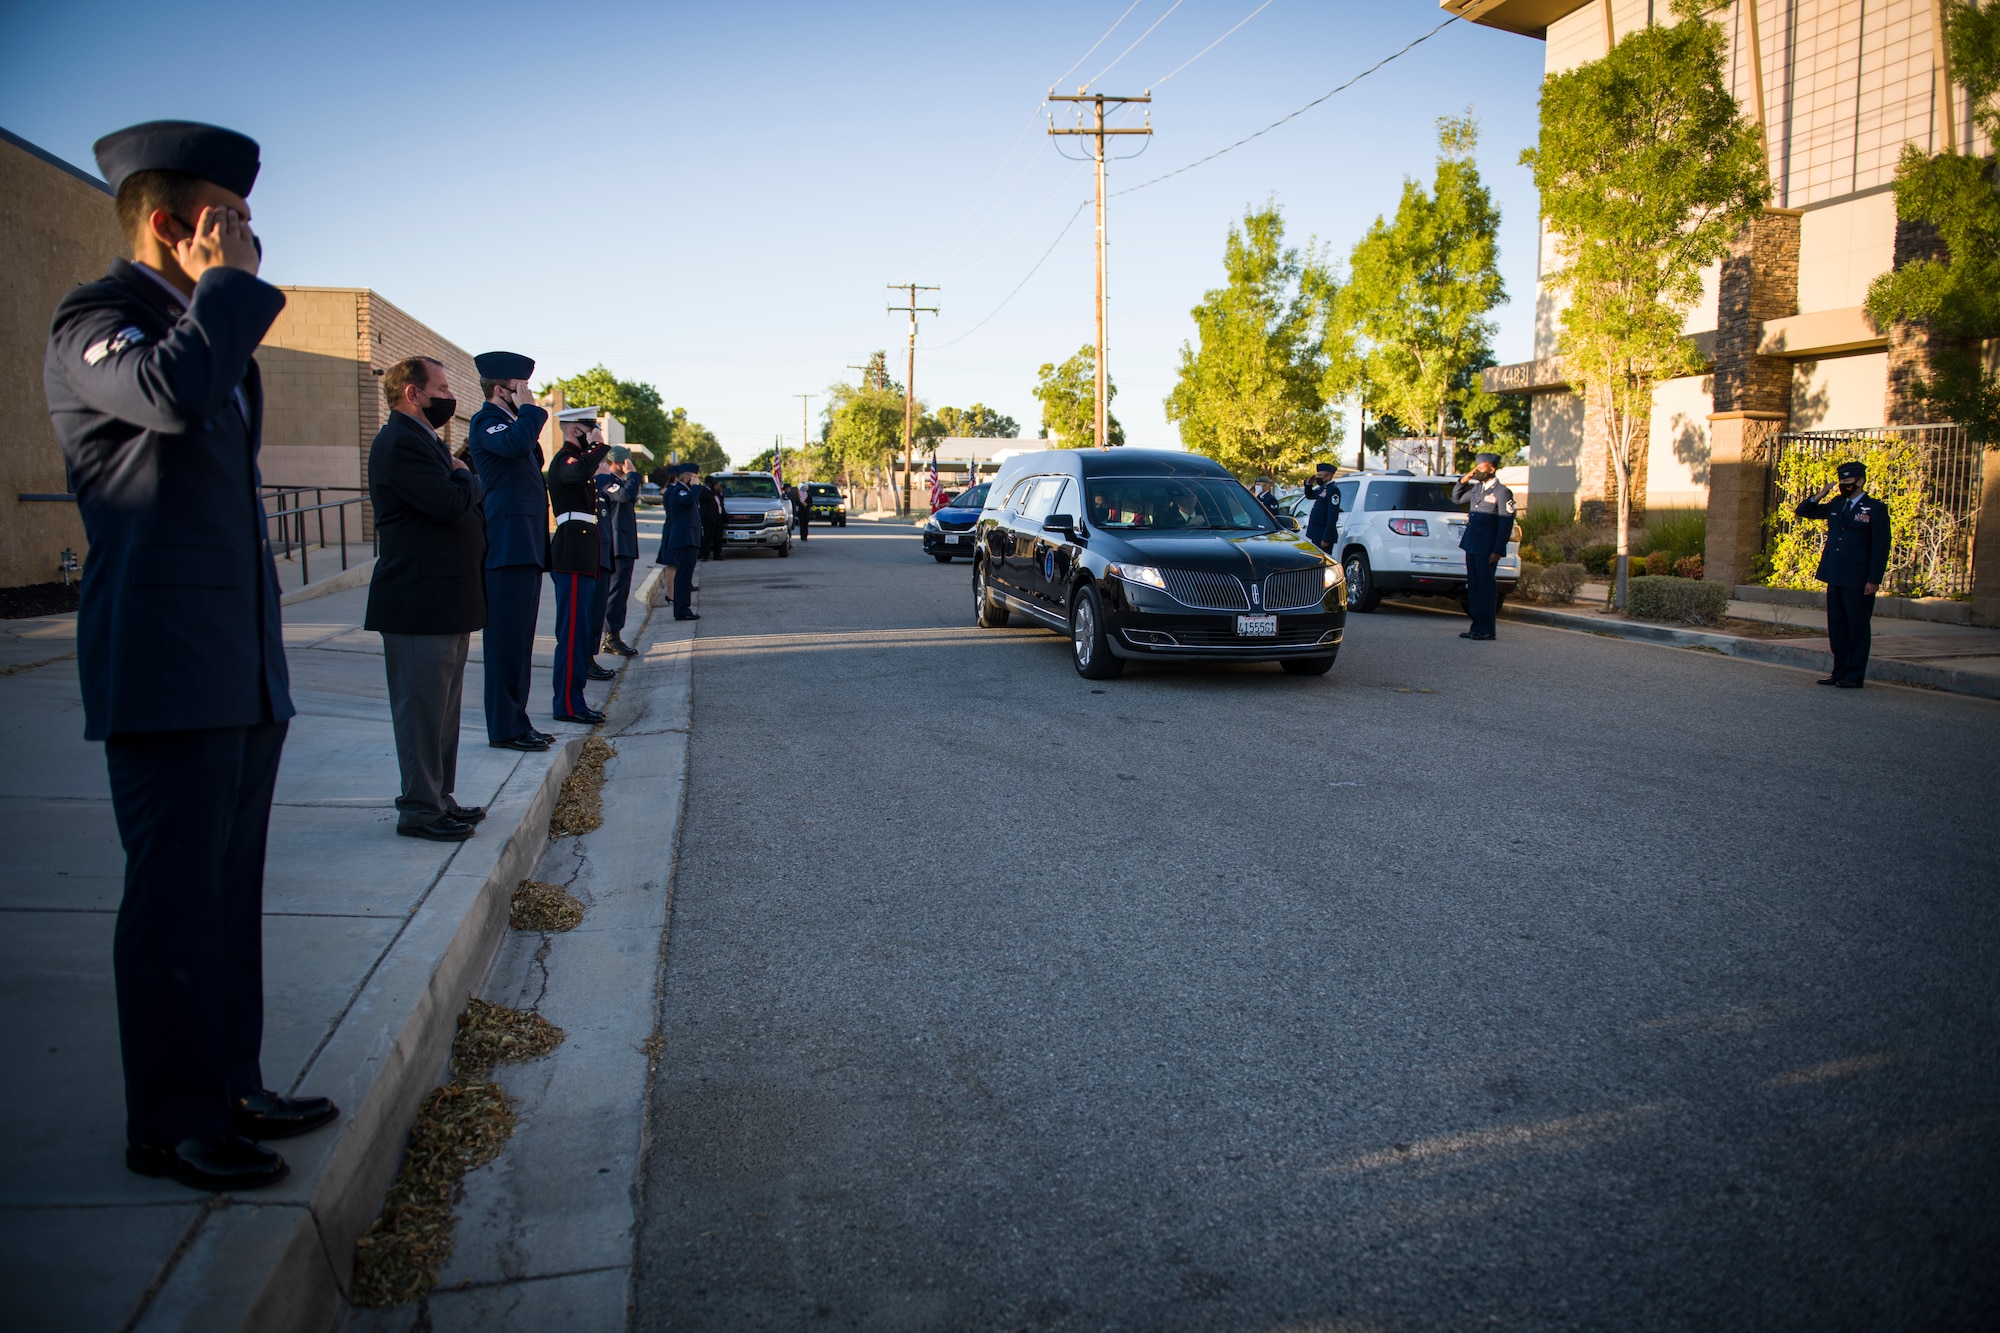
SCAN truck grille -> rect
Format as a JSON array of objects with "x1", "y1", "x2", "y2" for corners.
[
  {"x1": 1159, "y1": 568, "x2": 1248, "y2": 610},
  {"x1": 1262, "y1": 568, "x2": 1327, "y2": 610},
  {"x1": 724, "y1": 513, "x2": 763, "y2": 528}
]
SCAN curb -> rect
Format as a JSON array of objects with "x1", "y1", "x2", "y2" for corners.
[
  {"x1": 134, "y1": 737, "x2": 585, "y2": 1332},
  {"x1": 279, "y1": 558, "x2": 376, "y2": 607},
  {"x1": 1499, "y1": 603, "x2": 2000, "y2": 702}
]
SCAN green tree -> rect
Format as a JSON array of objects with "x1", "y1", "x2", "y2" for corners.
[
  {"x1": 825, "y1": 377, "x2": 907, "y2": 492},
  {"x1": 543, "y1": 365, "x2": 673, "y2": 460},
  {"x1": 1339, "y1": 113, "x2": 1506, "y2": 477},
  {"x1": 1034, "y1": 345, "x2": 1123, "y2": 447},
  {"x1": 1166, "y1": 203, "x2": 1338, "y2": 478},
  {"x1": 1863, "y1": 0, "x2": 2000, "y2": 443},
  {"x1": 1521, "y1": 7, "x2": 1768, "y2": 605},
  {"x1": 660, "y1": 407, "x2": 729, "y2": 475},
  {"x1": 931, "y1": 403, "x2": 1020, "y2": 438}
]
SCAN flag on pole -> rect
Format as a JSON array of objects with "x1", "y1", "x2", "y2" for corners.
[
  {"x1": 771, "y1": 435, "x2": 784, "y2": 488},
  {"x1": 927, "y1": 454, "x2": 946, "y2": 511}
]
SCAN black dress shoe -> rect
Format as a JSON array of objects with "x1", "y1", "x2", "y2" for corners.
[
  {"x1": 586, "y1": 663, "x2": 617, "y2": 681},
  {"x1": 446, "y1": 805, "x2": 487, "y2": 824},
  {"x1": 1816, "y1": 676, "x2": 1841, "y2": 685},
  {"x1": 674, "y1": 612, "x2": 700, "y2": 621},
  {"x1": 604, "y1": 636, "x2": 637, "y2": 657},
  {"x1": 1834, "y1": 678, "x2": 1865, "y2": 689},
  {"x1": 397, "y1": 816, "x2": 476, "y2": 842},
  {"x1": 533, "y1": 729, "x2": 557, "y2": 744},
  {"x1": 1459, "y1": 631, "x2": 1496, "y2": 640},
  {"x1": 234, "y1": 1089, "x2": 340, "y2": 1140},
  {"x1": 489, "y1": 733, "x2": 550, "y2": 752},
  {"x1": 127, "y1": 1130, "x2": 288, "y2": 1191},
  {"x1": 553, "y1": 709, "x2": 607, "y2": 724}
]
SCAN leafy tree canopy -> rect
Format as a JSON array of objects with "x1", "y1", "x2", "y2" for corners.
[
  {"x1": 543, "y1": 365, "x2": 672, "y2": 460},
  {"x1": 1166, "y1": 203, "x2": 1338, "y2": 478},
  {"x1": 1034, "y1": 344, "x2": 1124, "y2": 447},
  {"x1": 1521, "y1": 5, "x2": 1768, "y2": 596},
  {"x1": 1339, "y1": 113, "x2": 1506, "y2": 469},
  {"x1": 825, "y1": 378, "x2": 908, "y2": 479},
  {"x1": 664, "y1": 407, "x2": 729, "y2": 476},
  {"x1": 930, "y1": 403, "x2": 1020, "y2": 438},
  {"x1": 1863, "y1": 0, "x2": 2000, "y2": 442}
]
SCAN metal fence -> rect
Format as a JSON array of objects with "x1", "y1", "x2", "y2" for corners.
[
  {"x1": 263, "y1": 486, "x2": 372, "y2": 588},
  {"x1": 1759, "y1": 424, "x2": 1982, "y2": 598}
]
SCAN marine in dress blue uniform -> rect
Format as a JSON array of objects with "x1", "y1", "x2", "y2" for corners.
[
  {"x1": 1795, "y1": 460, "x2": 1892, "y2": 688},
  {"x1": 592, "y1": 462, "x2": 643, "y2": 655},
  {"x1": 1303, "y1": 463, "x2": 1342, "y2": 551},
  {"x1": 1452, "y1": 452, "x2": 1515, "y2": 640},
  {"x1": 44, "y1": 121, "x2": 336, "y2": 1192},
  {"x1": 547, "y1": 427, "x2": 612, "y2": 720},
  {"x1": 657, "y1": 463, "x2": 703, "y2": 619},
  {"x1": 466, "y1": 352, "x2": 551, "y2": 750}
]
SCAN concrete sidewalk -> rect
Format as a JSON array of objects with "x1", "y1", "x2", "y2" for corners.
[
  {"x1": 1491, "y1": 582, "x2": 2000, "y2": 700},
  {"x1": 0, "y1": 527, "x2": 662, "y2": 1331}
]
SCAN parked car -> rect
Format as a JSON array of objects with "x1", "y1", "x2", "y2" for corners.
[
  {"x1": 970, "y1": 450, "x2": 1344, "y2": 679},
  {"x1": 708, "y1": 471, "x2": 792, "y2": 557},
  {"x1": 638, "y1": 481, "x2": 662, "y2": 507},
  {"x1": 921, "y1": 483, "x2": 990, "y2": 561},
  {"x1": 802, "y1": 482, "x2": 847, "y2": 527},
  {"x1": 1327, "y1": 471, "x2": 1521, "y2": 612}
]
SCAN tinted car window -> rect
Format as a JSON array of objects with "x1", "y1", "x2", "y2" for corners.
[
  {"x1": 714, "y1": 476, "x2": 779, "y2": 499},
  {"x1": 1085, "y1": 477, "x2": 1273, "y2": 532},
  {"x1": 1364, "y1": 480, "x2": 1466, "y2": 513},
  {"x1": 1004, "y1": 476, "x2": 1039, "y2": 514},
  {"x1": 1023, "y1": 477, "x2": 1067, "y2": 522},
  {"x1": 948, "y1": 483, "x2": 990, "y2": 510},
  {"x1": 1335, "y1": 480, "x2": 1359, "y2": 510},
  {"x1": 805, "y1": 483, "x2": 841, "y2": 498}
]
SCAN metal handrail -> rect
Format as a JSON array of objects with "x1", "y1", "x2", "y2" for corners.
[{"x1": 262, "y1": 485, "x2": 372, "y2": 589}]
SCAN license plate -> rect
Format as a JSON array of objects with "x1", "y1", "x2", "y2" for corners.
[
  {"x1": 1237, "y1": 614, "x2": 1277, "y2": 637},
  {"x1": 948, "y1": 534, "x2": 967, "y2": 544},
  {"x1": 727, "y1": 531, "x2": 751, "y2": 539}
]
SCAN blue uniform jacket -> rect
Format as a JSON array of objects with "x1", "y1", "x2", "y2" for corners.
[
  {"x1": 1797, "y1": 492, "x2": 1891, "y2": 587},
  {"x1": 595, "y1": 471, "x2": 642, "y2": 563},
  {"x1": 1303, "y1": 479, "x2": 1342, "y2": 546},
  {"x1": 44, "y1": 259, "x2": 292, "y2": 741},
  {"x1": 1459, "y1": 512, "x2": 1513, "y2": 557},
  {"x1": 468, "y1": 399, "x2": 552, "y2": 569},
  {"x1": 658, "y1": 480, "x2": 703, "y2": 559}
]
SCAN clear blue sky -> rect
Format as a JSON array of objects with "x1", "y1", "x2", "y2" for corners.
[{"x1": 0, "y1": 1, "x2": 1548, "y2": 465}]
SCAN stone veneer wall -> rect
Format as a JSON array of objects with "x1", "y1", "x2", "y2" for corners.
[{"x1": 1705, "y1": 209, "x2": 1802, "y2": 586}]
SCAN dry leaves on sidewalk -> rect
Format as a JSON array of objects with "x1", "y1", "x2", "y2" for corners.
[
  {"x1": 549, "y1": 736, "x2": 616, "y2": 837},
  {"x1": 510, "y1": 879, "x2": 585, "y2": 932}
]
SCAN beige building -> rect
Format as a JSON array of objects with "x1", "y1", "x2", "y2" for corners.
[
  {"x1": 1, "y1": 128, "x2": 122, "y2": 589},
  {"x1": 1454, "y1": 0, "x2": 1994, "y2": 616}
]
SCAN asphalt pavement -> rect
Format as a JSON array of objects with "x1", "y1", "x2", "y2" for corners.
[{"x1": 632, "y1": 518, "x2": 1999, "y2": 1331}]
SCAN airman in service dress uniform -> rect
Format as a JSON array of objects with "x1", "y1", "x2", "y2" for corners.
[
  {"x1": 658, "y1": 462, "x2": 704, "y2": 619},
  {"x1": 467, "y1": 353, "x2": 552, "y2": 751},
  {"x1": 547, "y1": 425, "x2": 612, "y2": 721},
  {"x1": 1302, "y1": 463, "x2": 1342, "y2": 552},
  {"x1": 44, "y1": 121, "x2": 338, "y2": 1191},
  {"x1": 593, "y1": 457, "x2": 643, "y2": 656},
  {"x1": 1452, "y1": 452, "x2": 1516, "y2": 641},
  {"x1": 1795, "y1": 460, "x2": 1892, "y2": 688}
]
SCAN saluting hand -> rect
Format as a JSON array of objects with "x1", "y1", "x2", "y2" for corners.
[
  {"x1": 175, "y1": 205, "x2": 260, "y2": 281},
  {"x1": 1807, "y1": 483, "x2": 1834, "y2": 503}
]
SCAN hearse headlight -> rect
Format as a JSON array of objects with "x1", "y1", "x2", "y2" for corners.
[
  {"x1": 1108, "y1": 562, "x2": 1166, "y2": 589},
  {"x1": 1325, "y1": 565, "x2": 1340, "y2": 588}
]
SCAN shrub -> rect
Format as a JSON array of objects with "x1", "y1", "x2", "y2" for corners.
[
  {"x1": 1578, "y1": 543, "x2": 1617, "y2": 574},
  {"x1": 1674, "y1": 554, "x2": 1705, "y2": 580},
  {"x1": 1538, "y1": 562, "x2": 1586, "y2": 604},
  {"x1": 1644, "y1": 550, "x2": 1673, "y2": 576},
  {"x1": 1518, "y1": 501, "x2": 1575, "y2": 549},
  {"x1": 1518, "y1": 544, "x2": 1543, "y2": 566},
  {"x1": 1515, "y1": 561, "x2": 1544, "y2": 600},
  {"x1": 1626, "y1": 575, "x2": 1729, "y2": 625},
  {"x1": 1635, "y1": 508, "x2": 1707, "y2": 564}
]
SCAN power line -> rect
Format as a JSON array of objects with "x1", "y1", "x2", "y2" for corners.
[
  {"x1": 1051, "y1": 0, "x2": 1145, "y2": 89},
  {"x1": 1113, "y1": 14, "x2": 1460, "y2": 197},
  {"x1": 1082, "y1": 0, "x2": 1183, "y2": 91},
  {"x1": 923, "y1": 200, "x2": 1090, "y2": 352},
  {"x1": 1149, "y1": 0, "x2": 1274, "y2": 87}
]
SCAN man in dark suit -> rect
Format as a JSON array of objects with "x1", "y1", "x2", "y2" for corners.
[
  {"x1": 1302, "y1": 463, "x2": 1342, "y2": 553},
  {"x1": 467, "y1": 352, "x2": 551, "y2": 752},
  {"x1": 658, "y1": 462, "x2": 704, "y2": 620},
  {"x1": 364, "y1": 358, "x2": 487, "y2": 842},
  {"x1": 1796, "y1": 460, "x2": 1893, "y2": 688},
  {"x1": 594, "y1": 455, "x2": 643, "y2": 656},
  {"x1": 43, "y1": 121, "x2": 337, "y2": 1192}
]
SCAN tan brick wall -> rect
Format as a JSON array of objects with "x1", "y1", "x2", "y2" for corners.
[{"x1": 0, "y1": 133, "x2": 123, "y2": 588}]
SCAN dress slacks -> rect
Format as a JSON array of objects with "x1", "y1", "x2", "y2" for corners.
[
  {"x1": 105, "y1": 719, "x2": 288, "y2": 1144},
  {"x1": 1826, "y1": 584, "x2": 1876, "y2": 682},
  {"x1": 382, "y1": 632, "x2": 469, "y2": 826},
  {"x1": 482, "y1": 564, "x2": 542, "y2": 743}
]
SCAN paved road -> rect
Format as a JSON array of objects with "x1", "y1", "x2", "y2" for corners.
[{"x1": 633, "y1": 520, "x2": 1998, "y2": 1331}]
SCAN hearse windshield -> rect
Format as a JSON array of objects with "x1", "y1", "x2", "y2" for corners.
[{"x1": 1085, "y1": 477, "x2": 1274, "y2": 533}]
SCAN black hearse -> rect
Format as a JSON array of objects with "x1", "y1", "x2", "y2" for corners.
[{"x1": 970, "y1": 449, "x2": 1346, "y2": 679}]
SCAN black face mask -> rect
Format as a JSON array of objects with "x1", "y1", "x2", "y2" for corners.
[{"x1": 421, "y1": 395, "x2": 457, "y2": 428}]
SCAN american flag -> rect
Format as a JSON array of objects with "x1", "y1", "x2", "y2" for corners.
[
  {"x1": 771, "y1": 438, "x2": 785, "y2": 488},
  {"x1": 927, "y1": 455, "x2": 946, "y2": 511}
]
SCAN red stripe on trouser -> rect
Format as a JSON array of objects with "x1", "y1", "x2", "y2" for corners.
[{"x1": 560, "y1": 573, "x2": 577, "y2": 709}]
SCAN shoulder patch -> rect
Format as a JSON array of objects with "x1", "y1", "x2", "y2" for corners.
[
  {"x1": 82, "y1": 325, "x2": 148, "y2": 366},
  {"x1": 485, "y1": 423, "x2": 508, "y2": 434}
]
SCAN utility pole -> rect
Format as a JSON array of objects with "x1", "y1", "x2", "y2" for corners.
[
  {"x1": 1049, "y1": 89, "x2": 1150, "y2": 448},
  {"x1": 887, "y1": 283, "x2": 938, "y2": 515},
  {"x1": 794, "y1": 394, "x2": 815, "y2": 478}
]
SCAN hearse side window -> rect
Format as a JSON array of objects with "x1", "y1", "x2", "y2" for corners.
[
  {"x1": 1023, "y1": 477, "x2": 1067, "y2": 523},
  {"x1": 1004, "y1": 476, "x2": 1040, "y2": 515}
]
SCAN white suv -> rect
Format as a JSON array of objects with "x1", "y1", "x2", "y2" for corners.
[{"x1": 1310, "y1": 472, "x2": 1520, "y2": 612}]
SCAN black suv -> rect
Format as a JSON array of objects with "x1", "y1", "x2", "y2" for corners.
[{"x1": 970, "y1": 449, "x2": 1346, "y2": 679}]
